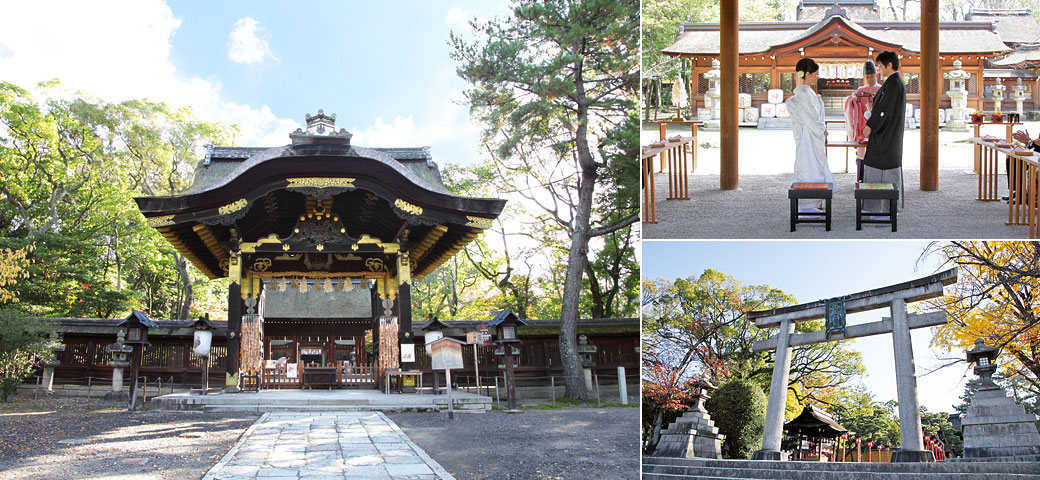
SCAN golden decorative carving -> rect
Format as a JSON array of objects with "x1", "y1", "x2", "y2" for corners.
[
  {"x1": 218, "y1": 198, "x2": 248, "y2": 216},
  {"x1": 465, "y1": 216, "x2": 494, "y2": 229},
  {"x1": 252, "y1": 258, "x2": 272, "y2": 272},
  {"x1": 146, "y1": 215, "x2": 176, "y2": 228},
  {"x1": 316, "y1": 244, "x2": 325, "y2": 252},
  {"x1": 394, "y1": 198, "x2": 423, "y2": 215},
  {"x1": 286, "y1": 177, "x2": 356, "y2": 189},
  {"x1": 283, "y1": 244, "x2": 290, "y2": 251},
  {"x1": 219, "y1": 258, "x2": 230, "y2": 273},
  {"x1": 365, "y1": 257, "x2": 386, "y2": 272}
]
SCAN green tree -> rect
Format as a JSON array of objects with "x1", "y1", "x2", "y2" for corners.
[
  {"x1": 0, "y1": 244, "x2": 54, "y2": 402},
  {"x1": 451, "y1": 0, "x2": 638, "y2": 399},
  {"x1": 705, "y1": 379, "x2": 767, "y2": 459}
]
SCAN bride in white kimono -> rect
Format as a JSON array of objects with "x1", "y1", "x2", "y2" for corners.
[{"x1": 786, "y1": 58, "x2": 834, "y2": 211}]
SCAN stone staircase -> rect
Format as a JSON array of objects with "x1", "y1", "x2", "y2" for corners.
[
  {"x1": 150, "y1": 390, "x2": 492, "y2": 413},
  {"x1": 642, "y1": 456, "x2": 1040, "y2": 479}
]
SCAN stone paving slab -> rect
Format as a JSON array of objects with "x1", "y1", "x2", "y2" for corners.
[{"x1": 203, "y1": 412, "x2": 453, "y2": 480}]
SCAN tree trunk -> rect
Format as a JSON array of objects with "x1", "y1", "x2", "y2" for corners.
[
  {"x1": 646, "y1": 409, "x2": 665, "y2": 454},
  {"x1": 174, "y1": 253, "x2": 193, "y2": 320},
  {"x1": 559, "y1": 57, "x2": 597, "y2": 400}
]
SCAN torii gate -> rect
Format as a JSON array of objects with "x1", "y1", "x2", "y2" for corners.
[{"x1": 749, "y1": 268, "x2": 958, "y2": 463}]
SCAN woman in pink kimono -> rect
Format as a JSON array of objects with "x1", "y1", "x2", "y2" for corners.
[{"x1": 786, "y1": 58, "x2": 834, "y2": 211}]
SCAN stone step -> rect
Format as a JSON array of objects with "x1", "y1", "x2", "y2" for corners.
[
  {"x1": 195, "y1": 404, "x2": 489, "y2": 414},
  {"x1": 643, "y1": 457, "x2": 1040, "y2": 476}
]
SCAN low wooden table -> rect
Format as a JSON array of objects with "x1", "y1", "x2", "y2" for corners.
[
  {"x1": 825, "y1": 139, "x2": 868, "y2": 175},
  {"x1": 384, "y1": 369, "x2": 423, "y2": 395},
  {"x1": 648, "y1": 118, "x2": 701, "y2": 172},
  {"x1": 788, "y1": 182, "x2": 833, "y2": 232},
  {"x1": 855, "y1": 182, "x2": 898, "y2": 232},
  {"x1": 970, "y1": 121, "x2": 1023, "y2": 172}
]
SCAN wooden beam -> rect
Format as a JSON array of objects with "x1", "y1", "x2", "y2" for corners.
[
  {"x1": 192, "y1": 224, "x2": 228, "y2": 267},
  {"x1": 920, "y1": 0, "x2": 939, "y2": 190},
  {"x1": 158, "y1": 228, "x2": 221, "y2": 279},
  {"x1": 752, "y1": 311, "x2": 947, "y2": 353},
  {"x1": 410, "y1": 224, "x2": 448, "y2": 263},
  {"x1": 720, "y1": 0, "x2": 739, "y2": 189}
]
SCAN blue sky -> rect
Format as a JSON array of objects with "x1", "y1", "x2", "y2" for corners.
[
  {"x1": 0, "y1": 1, "x2": 512, "y2": 165},
  {"x1": 643, "y1": 240, "x2": 973, "y2": 413}
]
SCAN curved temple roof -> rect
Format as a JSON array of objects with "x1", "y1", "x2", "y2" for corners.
[
  {"x1": 663, "y1": 14, "x2": 1010, "y2": 57},
  {"x1": 135, "y1": 111, "x2": 506, "y2": 280}
]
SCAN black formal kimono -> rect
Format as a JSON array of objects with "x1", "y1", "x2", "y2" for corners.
[{"x1": 862, "y1": 72, "x2": 906, "y2": 170}]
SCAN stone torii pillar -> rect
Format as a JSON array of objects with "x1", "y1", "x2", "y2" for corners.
[{"x1": 750, "y1": 268, "x2": 958, "y2": 462}]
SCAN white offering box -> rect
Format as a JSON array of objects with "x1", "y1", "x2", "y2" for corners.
[
  {"x1": 745, "y1": 107, "x2": 760, "y2": 123},
  {"x1": 697, "y1": 108, "x2": 712, "y2": 121},
  {"x1": 738, "y1": 93, "x2": 752, "y2": 108},
  {"x1": 761, "y1": 103, "x2": 777, "y2": 118},
  {"x1": 775, "y1": 103, "x2": 789, "y2": 118},
  {"x1": 905, "y1": 103, "x2": 914, "y2": 118},
  {"x1": 768, "y1": 89, "x2": 785, "y2": 104}
]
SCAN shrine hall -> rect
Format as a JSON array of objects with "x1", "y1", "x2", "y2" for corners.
[
  {"x1": 662, "y1": 2, "x2": 1040, "y2": 115},
  {"x1": 134, "y1": 110, "x2": 506, "y2": 390}
]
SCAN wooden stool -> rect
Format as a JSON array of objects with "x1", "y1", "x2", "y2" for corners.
[
  {"x1": 788, "y1": 182, "x2": 833, "y2": 232},
  {"x1": 855, "y1": 182, "x2": 898, "y2": 232}
]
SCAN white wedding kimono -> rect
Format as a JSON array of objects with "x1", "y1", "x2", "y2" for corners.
[{"x1": 787, "y1": 84, "x2": 834, "y2": 207}]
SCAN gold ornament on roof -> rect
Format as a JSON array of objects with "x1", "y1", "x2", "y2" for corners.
[
  {"x1": 365, "y1": 258, "x2": 386, "y2": 272},
  {"x1": 252, "y1": 258, "x2": 272, "y2": 272},
  {"x1": 146, "y1": 215, "x2": 175, "y2": 228},
  {"x1": 394, "y1": 199, "x2": 423, "y2": 215},
  {"x1": 286, "y1": 177, "x2": 356, "y2": 189},
  {"x1": 465, "y1": 216, "x2": 493, "y2": 229},
  {"x1": 218, "y1": 198, "x2": 248, "y2": 215}
]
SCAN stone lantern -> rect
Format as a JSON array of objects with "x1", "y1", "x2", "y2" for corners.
[
  {"x1": 104, "y1": 330, "x2": 133, "y2": 401},
  {"x1": 40, "y1": 331, "x2": 64, "y2": 395},
  {"x1": 961, "y1": 339, "x2": 1040, "y2": 460},
  {"x1": 703, "y1": 59, "x2": 722, "y2": 129},
  {"x1": 652, "y1": 378, "x2": 724, "y2": 459},
  {"x1": 992, "y1": 78, "x2": 1006, "y2": 115},
  {"x1": 489, "y1": 308, "x2": 527, "y2": 412},
  {"x1": 576, "y1": 334, "x2": 598, "y2": 391},
  {"x1": 944, "y1": 60, "x2": 971, "y2": 132},
  {"x1": 1012, "y1": 77, "x2": 1029, "y2": 115}
]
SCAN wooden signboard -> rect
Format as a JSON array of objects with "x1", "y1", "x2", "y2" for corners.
[{"x1": 429, "y1": 337, "x2": 465, "y2": 370}]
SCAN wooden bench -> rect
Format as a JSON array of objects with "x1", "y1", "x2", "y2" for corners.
[
  {"x1": 825, "y1": 139, "x2": 868, "y2": 176},
  {"x1": 855, "y1": 182, "x2": 899, "y2": 232},
  {"x1": 788, "y1": 182, "x2": 833, "y2": 232}
]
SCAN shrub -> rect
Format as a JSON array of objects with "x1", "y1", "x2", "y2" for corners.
[{"x1": 705, "y1": 379, "x2": 767, "y2": 459}]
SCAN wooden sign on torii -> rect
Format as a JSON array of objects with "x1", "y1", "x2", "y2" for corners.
[{"x1": 749, "y1": 268, "x2": 958, "y2": 463}]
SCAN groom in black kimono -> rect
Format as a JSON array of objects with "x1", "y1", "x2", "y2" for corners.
[{"x1": 861, "y1": 51, "x2": 906, "y2": 213}]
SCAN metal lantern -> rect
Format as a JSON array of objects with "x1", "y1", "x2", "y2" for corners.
[
  {"x1": 487, "y1": 308, "x2": 528, "y2": 412},
  {"x1": 118, "y1": 310, "x2": 157, "y2": 410},
  {"x1": 192, "y1": 313, "x2": 217, "y2": 395},
  {"x1": 192, "y1": 313, "x2": 216, "y2": 357},
  {"x1": 119, "y1": 309, "x2": 157, "y2": 346}
]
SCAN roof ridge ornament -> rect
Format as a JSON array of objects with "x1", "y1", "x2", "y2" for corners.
[{"x1": 290, "y1": 109, "x2": 353, "y2": 146}]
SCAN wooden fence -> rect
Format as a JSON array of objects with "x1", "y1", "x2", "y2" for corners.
[{"x1": 260, "y1": 361, "x2": 375, "y2": 389}]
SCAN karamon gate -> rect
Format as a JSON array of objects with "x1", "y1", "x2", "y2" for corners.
[
  {"x1": 135, "y1": 111, "x2": 505, "y2": 390},
  {"x1": 749, "y1": 268, "x2": 958, "y2": 463}
]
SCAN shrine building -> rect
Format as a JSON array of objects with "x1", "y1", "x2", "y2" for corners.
[
  {"x1": 134, "y1": 110, "x2": 505, "y2": 390},
  {"x1": 662, "y1": 1, "x2": 1040, "y2": 116}
]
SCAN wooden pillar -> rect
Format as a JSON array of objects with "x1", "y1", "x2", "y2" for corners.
[
  {"x1": 720, "y1": 0, "x2": 739, "y2": 190},
  {"x1": 226, "y1": 244, "x2": 242, "y2": 392},
  {"x1": 920, "y1": 0, "x2": 939, "y2": 191},
  {"x1": 397, "y1": 253, "x2": 414, "y2": 371}
]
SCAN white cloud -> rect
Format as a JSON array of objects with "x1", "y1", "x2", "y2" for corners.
[
  {"x1": 0, "y1": 1, "x2": 297, "y2": 147},
  {"x1": 444, "y1": 7, "x2": 471, "y2": 27},
  {"x1": 227, "y1": 17, "x2": 277, "y2": 65}
]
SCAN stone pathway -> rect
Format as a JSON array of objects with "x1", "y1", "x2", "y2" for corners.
[{"x1": 203, "y1": 412, "x2": 453, "y2": 480}]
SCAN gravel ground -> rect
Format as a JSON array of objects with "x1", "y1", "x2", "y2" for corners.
[
  {"x1": 0, "y1": 395, "x2": 258, "y2": 480},
  {"x1": 387, "y1": 407, "x2": 640, "y2": 480}
]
